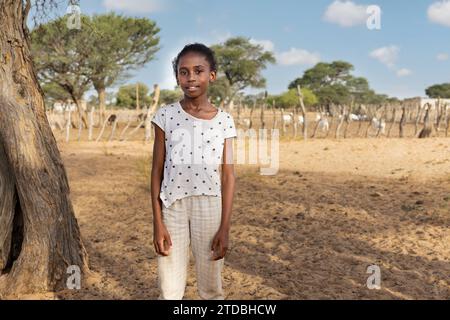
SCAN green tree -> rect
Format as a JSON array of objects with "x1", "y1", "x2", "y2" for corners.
[
  {"x1": 267, "y1": 88, "x2": 318, "y2": 109},
  {"x1": 208, "y1": 77, "x2": 231, "y2": 106},
  {"x1": 31, "y1": 16, "x2": 92, "y2": 125},
  {"x1": 31, "y1": 13, "x2": 160, "y2": 122},
  {"x1": 210, "y1": 37, "x2": 276, "y2": 105},
  {"x1": 288, "y1": 61, "x2": 388, "y2": 109},
  {"x1": 425, "y1": 83, "x2": 450, "y2": 98},
  {"x1": 41, "y1": 82, "x2": 72, "y2": 109},
  {"x1": 290, "y1": 61, "x2": 354, "y2": 90},
  {"x1": 159, "y1": 88, "x2": 184, "y2": 105},
  {"x1": 116, "y1": 82, "x2": 152, "y2": 109},
  {"x1": 85, "y1": 13, "x2": 160, "y2": 120}
]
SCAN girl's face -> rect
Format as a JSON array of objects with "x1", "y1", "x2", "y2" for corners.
[{"x1": 176, "y1": 51, "x2": 216, "y2": 99}]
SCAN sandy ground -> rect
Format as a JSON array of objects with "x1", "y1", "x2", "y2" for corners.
[{"x1": 42, "y1": 131, "x2": 450, "y2": 300}]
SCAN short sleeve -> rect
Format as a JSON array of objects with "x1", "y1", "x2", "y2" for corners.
[
  {"x1": 151, "y1": 107, "x2": 165, "y2": 132},
  {"x1": 223, "y1": 113, "x2": 237, "y2": 139}
]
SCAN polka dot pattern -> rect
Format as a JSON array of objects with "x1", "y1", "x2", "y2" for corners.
[{"x1": 151, "y1": 101, "x2": 237, "y2": 208}]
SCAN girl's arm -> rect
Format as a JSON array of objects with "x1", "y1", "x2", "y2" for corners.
[
  {"x1": 219, "y1": 138, "x2": 236, "y2": 231},
  {"x1": 151, "y1": 125, "x2": 172, "y2": 255},
  {"x1": 212, "y1": 138, "x2": 236, "y2": 260}
]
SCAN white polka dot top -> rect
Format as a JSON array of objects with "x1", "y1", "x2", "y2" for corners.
[{"x1": 151, "y1": 101, "x2": 237, "y2": 209}]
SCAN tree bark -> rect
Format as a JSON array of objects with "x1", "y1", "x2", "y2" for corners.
[
  {"x1": 0, "y1": 0, "x2": 88, "y2": 296},
  {"x1": 95, "y1": 85, "x2": 106, "y2": 125},
  {"x1": 71, "y1": 96, "x2": 88, "y2": 128}
]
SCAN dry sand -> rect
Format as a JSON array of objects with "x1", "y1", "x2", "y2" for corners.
[{"x1": 44, "y1": 135, "x2": 450, "y2": 300}]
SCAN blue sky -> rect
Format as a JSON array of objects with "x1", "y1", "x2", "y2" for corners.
[{"x1": 30, "y1": 0, "x2": 450, "y2": 99}]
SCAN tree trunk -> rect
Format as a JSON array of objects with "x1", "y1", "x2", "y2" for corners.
[
  {"x1": 88, "y1": 107, "x2": 94, "y2": 141},
  {"x1": 95, "y1": 85, "x2": 106, "y2": 125},
  {"x1": 71, "y1": 96, "x2": 88, "y2": 128},
  {"x1": 0, "y1": 0, "x2": 88, "y2": 296}
]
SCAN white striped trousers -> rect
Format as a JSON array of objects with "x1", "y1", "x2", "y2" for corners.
[{"x1": 157, "y1": 195, "x2": 225, "y2": 300}]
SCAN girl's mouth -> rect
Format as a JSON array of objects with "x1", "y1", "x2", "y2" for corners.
[{"x1": 186, "y1": 86, "x2": 199, "y2": 92}]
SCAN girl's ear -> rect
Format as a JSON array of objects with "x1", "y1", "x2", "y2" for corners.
[{"x1": 209, "y1": 71, "x2": 217, "y2": 83}]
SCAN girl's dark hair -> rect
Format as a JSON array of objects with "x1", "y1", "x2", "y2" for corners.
[{"x1": 172, "y1": 43, "x2": 217, "y2": 79}]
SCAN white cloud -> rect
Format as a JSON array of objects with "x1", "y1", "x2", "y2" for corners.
[
  {"x1": 102, "y1": 0, "x2": 164, "y2": 13},
  {"x1": 209, "y1": 30, "x2": 232, "y2": 43},
  {"x1": 276, "y1": 48, "x2": 321, "y2": 66},
  {"x1": 250, "y1": 39, "x2": 275, "y2": 52},
  {"x1": 428, "y1": 1, "x2": 450, "y2": 27},
  {"x1": 370, "y1": 46, "x2": 412, "y2": 77},
  {"x1": 396, "y1": 68, "x2": 412, "y2": 77},
  {"x1": 369, "y1": 45, "x2": 399, "y2": 68},
  {"x1": 437, "y1": 53, "x2": 449, "y2": 61},
  {"x1": 323, "y1": 0, "x2": 368, "y2": 27}
]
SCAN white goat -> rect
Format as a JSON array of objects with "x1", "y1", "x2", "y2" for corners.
[
  {"x1": 282, "y1": 113, "x2": 293, "y2": 124},
  {"x1": 371, "y1": 118, "x2": 386, "y2": 134},
  {"x1": 315, "y1": 113, "x2": 321, "y2": 122},
  {"x1": 318, "y1": 118, "x2": 329, "y2": 132}
]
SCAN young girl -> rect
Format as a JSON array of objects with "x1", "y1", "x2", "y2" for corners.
[{"x1": 150, "y1": 43, "x2": 237, "y2": 300}]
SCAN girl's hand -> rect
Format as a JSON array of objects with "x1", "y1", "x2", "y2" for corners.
[
  {"x1": 211, "y1": 227, "x2": 229, "y2": 261},
  {"x1": 153, "y1": 222, "x2": 172, "y2": 256}
]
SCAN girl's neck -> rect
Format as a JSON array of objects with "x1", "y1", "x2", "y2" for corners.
[{"x1": 180, "y1": 95, "x2": 212, "y2": 110}]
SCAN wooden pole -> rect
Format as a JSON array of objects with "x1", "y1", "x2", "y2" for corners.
[
  {"x1": 95, "y1": 114, "x2": 110, "y2": 142},
  {"x1": 296, "y1": 85, "x2": 307, "y2": 141},
  {"x1": 145, "y1": 84, "x2": 161, "y2": 142}
]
